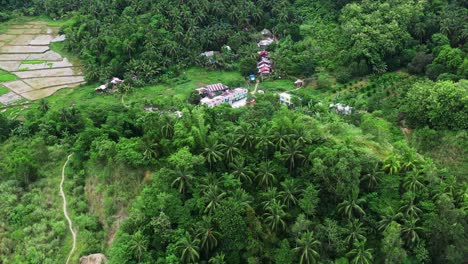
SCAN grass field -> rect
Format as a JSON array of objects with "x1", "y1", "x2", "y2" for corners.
[
  {"x1": 0, "y1": 84, "x2": 10, "y2": 95},
  {"x1": 21, "y1": 60, "x2": 47, "y2": 64},
  {"x1": 0, "y1": 69, "x2": 17, "y2": 82}
]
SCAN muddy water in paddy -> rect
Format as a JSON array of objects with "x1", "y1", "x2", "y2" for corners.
[{"x1": 0, "y1": 21, "x2": 85, "y2": 104}]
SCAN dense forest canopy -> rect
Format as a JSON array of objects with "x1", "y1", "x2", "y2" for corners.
[
  {"x1": 2, "y1": 0, "x2": 467, "y2": 83},
  {"x1": 0, "y1": 0, "x2": 466, "y2": 263}
]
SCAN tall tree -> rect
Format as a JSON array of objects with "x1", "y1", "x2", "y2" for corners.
[
  {"x1": 176, "y1": 232, "x2": 200, "y2": 264},
  {"x1": 294, "y1": 231, "x2": 321, "y2": 264}
]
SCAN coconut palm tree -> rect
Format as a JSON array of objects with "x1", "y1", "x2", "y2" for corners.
[
  {"x1": 209, "y1": 253, "x2": 226, "y2": 264},
  {"x1": 280, "y1": 178, "x2": 301, "y2": 208},
  {"x1": 222, "y1": 134, "x2": 241, "y2": 164},
  {"x1": 256, "y1": 161, "x2": 277, "y2": 188},
  {"x1": 378, "y1": 207, "x2": 403, "y2": 232},
  {"x1": 294, "y1": 231, "x2": 321, "y2": 264},
  {"x1": 203, "y1": 185, "x2": 226, "y2": 215},
  {"x1": 170, "y1": 166, "x2": 194, "y2": 194},
  {"x1": 338, "y1": 189, "x2": 366, "y2": 219},
  {"x1": 235, "y1": 122, "x2": 255, "y2": 149},
  {"x1": 195, "y1": 217, "x2": 221, "y2": 256},
  {"x1": 345, "y1": 219, "x2": 366, "y2": 246},
  {"x1": 229, "y1": 157, "x2": 254, "y2": 184},
  {"x1": 281, "y1": 139, "x2": 305, "y2": 172},
  {"x1": 346, "y1": 239, "x2": 373, "y2": 264},
  {"x1": 383, "y1": 155, "x2": 401, "y2": 175},
  {"x1": 129, "y1": 231, "x2": 148, "y2": 262},
  {"x1": 263, "y1": 199, "x2": 287, "y2": 232},
  {"x1": 255, "y1": 125, "x2": 274, "y2": 156},
  {"x1": 399, "y1": 194, "x2": 422, "y2": 218},
  {"x1": 260, "y1": 187, "x2": 280, "y2": 209},
  {"x1": 38, "y1": 99, "x2": 49, "y2": 113},
  {"x1": 202, "y1": 137, "x2": 224, "y2": 169},
  {"x1": 361, "y1": 162, "x2": 383, "y2": 190},
  {"x1": 176, "y1": 232, "x2": 200, "y2": 264},
  {"x1": 271, "y1": 125, "x2": 292, "y2": 150},
  {"x1": 401, "y1": 216, "x2": 424, "y2": 245},
  {"x1": 403, "y1": 171, "x2": 425, "y2": 193}
]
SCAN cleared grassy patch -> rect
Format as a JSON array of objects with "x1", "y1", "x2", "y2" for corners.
[
  {"x1": 0, "y1": 85, "x2": 10, "y2": 95},
  {"x1": 21, "y1": 60, "x2": 47, "y2": 64},
  {"x1": 0, "y1": 69, "x2": 17, "y2": 82}
]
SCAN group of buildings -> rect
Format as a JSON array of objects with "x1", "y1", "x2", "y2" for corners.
[
  {"x1": 256, "y1": 29, "x2": 276, "y2": 77},
  {"x1": 197, "y1": 83, "x2": 248, "y2": 108}
]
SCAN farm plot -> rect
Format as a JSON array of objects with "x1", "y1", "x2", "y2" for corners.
[{"x1": 0, "y1": 21, "x2": 84, "y2": 104}]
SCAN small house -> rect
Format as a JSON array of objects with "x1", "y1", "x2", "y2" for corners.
[
  {"x1": 110, "y1": 77, "x2": 124, "y2": 85},
  {"x1": 294, "y1": 79, "x2": 304, "y2": 87},
  {"x1": 200, "y1": 51, "x2": 215, "y2": 57},
  {"x1": 95, "y1": 84, "x2": 107, "y2": 92},
  {"x1": 329, "y1": 103, "x2": 353, "y2": 115},
  {"x1": 279, "y1": 92, "x2": 292, "y2": 106},
  {"x1": 258, "y1": 38, "x2": 275, "y2": 49},
  {"x1": 258, "y1": 51, "x2": 269, "y2": 57},
  {"x1": 196, "y1": 83, "x2": 229, "y2": 95},
  {"x1": 259, "y1": 57, "x2": 271, "y2": 64},
  {"x1": 261, "y1": 28, "x2": 272, "y2": 36}
]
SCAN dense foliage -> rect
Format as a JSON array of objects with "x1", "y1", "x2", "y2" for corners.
[
  {"x1": 0, "y1": 0, "x2": 466, "y2": 263},
  {"x1": 3, "y1": 0, "x2": 466, "y2": 83}
]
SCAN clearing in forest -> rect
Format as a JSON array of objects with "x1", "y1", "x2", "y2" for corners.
[{"x1": 0, "y1": 21, "x2": 84, "y2": 105}]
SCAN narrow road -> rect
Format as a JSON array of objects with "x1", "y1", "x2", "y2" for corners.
[
  {"x1": 60, "y1": 154, "x2": 76, "y2": 264},
  {"x1": 251, "y1": 80, "x2": 260, "y2": 94}
]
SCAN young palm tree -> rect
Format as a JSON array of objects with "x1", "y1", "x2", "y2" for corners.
[
  {"x1": 176, "y1": 232, "x2": 200, "y2": 264},
  {"x1": 170, "y1": 166, "x2": 194, "y2": 194},
  {"x1": 399, "y1": 194, "x2": 422, "y2": 218},
  {"x1": 280, "y1": 178, "x2": 301, "y2": 208},
  {"x1": 209, "y1": 253, "x2": 226, "y2": 264},
  {"x1": 203, "y1": 185, "x2": 226, "y2": 215},
  {"x1": 403, "y1": 171, "x2": 425, "y2": 193},
  {"x1": 281, "y1": 139, "x2": 305, "y2": 172},
  {"x1": 361, "y1": 162, "x2": 383, "y2": 190},
  {"x1": 255, "y1": 125, "x2": 274, "y2": 156},
  {"x1": 401, "y1": 216, "x2": 424, "y2": 245},
  {"x1": 378, "y1": 207, "x2": 403, "y2": 232},
  {"x1": 202, "y1": 137, "x2": 224, "y2": 169},
  {"x1": 129, "y1": 231, "x2": 148, "y2": 262},
  {"x1": 346, "y1": 239, "x2": 373, "y2": 264},
  {"x1": 260, "y1": 187, "x2": 280, "y2": 209},
  {"x1": 294, "y1": 231, "x2": 321, "y2": 264},
  {"x1": 345, "y1": 219, "x2": 366, "y2": 246},
  {"x1": 38, "y1": 99, "x2": 49, "y2": 113},
  {"x1": 256, "y1": 161, "x2": 277, "y2": 188},
  {"x1": 263, "y1": 199, "x2": 287, "y2": 232},
  {"x1": 383, "y1": 155, "x2": 401, "y2": 175},
  {"x1": 222, "y1": 134, "x2": 241, "y2": 164},
  {"x1": 195, "y1": 217, "x2": 221, "y2": 256},
  {"x1": 235, "y1": 122, "x2": 255, "y2": 149},
  {"x1": 337, "y1": 189, "x2": 366, "y2": 219},
  {"x1": 229, "y1": 157, "x2": 254, "y2": 184},
  {"x1": 271, "y1": 125, "x2": 292, "y2": 150},
  {"x1": 293, "y1": 126, "x2": 311, "y2": 145}
]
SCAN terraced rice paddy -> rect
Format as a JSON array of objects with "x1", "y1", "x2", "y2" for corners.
[{"x1": 0, "y1": 21, "x2": 84, "y2": 105}]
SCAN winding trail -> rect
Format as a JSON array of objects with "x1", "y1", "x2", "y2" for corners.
[{"x1": 60, "y1": 154, "x2": 76, "y2": 264}]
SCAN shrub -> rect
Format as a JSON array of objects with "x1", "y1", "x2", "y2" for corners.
[
  {"x1": 316, "y1": 72, "x2": 333, "y2": 89},
  {"x1": 336, "y1": 68, "x2": 352, "y2": 83},
  {"x1": 408, "y1": 52, "x2": 434, "y2": 74}
]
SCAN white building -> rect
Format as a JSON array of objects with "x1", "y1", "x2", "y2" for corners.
[
  {"x1": 279, "y1": 92, "x2": 292, "y2": 106},
  {"x1": 200, "y1": 88, "x2": 248, "y2": 108}
]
